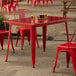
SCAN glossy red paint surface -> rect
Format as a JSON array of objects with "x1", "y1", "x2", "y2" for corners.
[{"x1": 4, "y1": 16, "x2": 73, "y2": 27}]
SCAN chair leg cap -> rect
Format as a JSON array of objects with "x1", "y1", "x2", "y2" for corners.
[
  {"x1": 33, "y1": 66, "x2": 35, "y2": 68},
  {"x1": 53, "y1": 70, "x2": 55, "y2": 72},
  {"x1": 5, "y1": 60, "x2": 7, "y2": 62},
  {"x1": 13, "y1": 52, "x2": 15, "y2": 53}
]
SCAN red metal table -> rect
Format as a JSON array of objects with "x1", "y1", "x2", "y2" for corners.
[{"x1": 3, "y1": 16, "x2": 73, "y2": 68}]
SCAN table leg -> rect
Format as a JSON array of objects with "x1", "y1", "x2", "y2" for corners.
[
  {"x1": 5, "y1": 24, "x2": 12, "y2": 62},
  {"x1": 65, "y1": 22, "x2": 70, "y2": 68},
  {"x1": 30, "y1": 27, "x2": 36, "y2": 68},
  {"x1": 43, "y1": 25, "x2": 47, "y2": 52}
]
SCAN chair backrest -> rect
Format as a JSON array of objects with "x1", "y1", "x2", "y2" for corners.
[
  {"x1": 70, "y1": 29, "x2": 76, "y2": 42},
  {"x1": 18, "y1": 9, "x2": 31, "y2": 19},
  {"x1": 0, "y1": 0, "x2": 13, "y2": 7},
  {"x1": 3, "y1": 0, "x2": 7, "y2": 5},
  {"x1": 1, "y1": 0, "x2": 13, "y2": 13},
  {"x1": 2, "y1": 0, "x2": 12, "y2": 6},
  {"x1": 18, "y1": 9, "x2": 25, "y2": 19}
]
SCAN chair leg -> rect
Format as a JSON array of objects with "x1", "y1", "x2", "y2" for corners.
[
  {"x1": 32, "y1": 0, "x2": 35, "y2": 6},
  {"x1": 7, "y1": 6, "x2": 10, "y2": 15},
  {"x1": 72, "y1": 57, "x2": 76, "y2": 76},
  {"x1": 26, "y1": 0, "x2": 29, "y2": 4},
  {"x1": 35, "y1": 31, "x2": 39, "y2": 48},
  {"x1": 10, "y1": 35, "x2": 15, "y2": 53},
  {"x1": 32, "y1": 0, "x2": 37, "y2": 6},
  {"x1": 21, "y1": 34, "x2": 25, "y2": 50},
  {"x1": 27, "y1": 31, "x2": 39, "y2": 48},
  {"x1": 45, "y1": 0, "x2": 48, "y2": 5},
  {"x1": 27, "y1": 32, "x2": 30, "y2": 45},
  {"x1": 37, "y1": 0, "x2": 40, "y2": 6},
  {"x1": 53, "y1": 48, "x2": 59, "y2": 72},
  {"x1": 45, "y1": 0, "x2": 53, "y2": 6},
  {"x1": 13, "y1": 6, "x2": 16, "y2": 17},
  {"x1": 6, "y1": 39, "x2": 10, "y2": 62},
  {"x1": 15, "y1": 31, "x2": 20, "y2": 46},
  {"x1": 43, "y1": 0, "x2": 45, "y2": 5},
  {"x1": 66, "y1": 52, "x2": 70, "y2": 68},
  {"x1": 50, "y1": 0, "x2": 53, "y2": 5},
  {"x1": 71, "y1": 50, "x2": 76, "y2": 76},
  {"x1": 5, "y1": 25, "x2": 11, "y2": 62},
  {"x1": 1, "y1": 36, "x2": 4, "y2": 50}
]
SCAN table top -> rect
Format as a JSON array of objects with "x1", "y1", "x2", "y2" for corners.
[{"x1": 3, "y1": 16, "x2": 73, "y2": 27}]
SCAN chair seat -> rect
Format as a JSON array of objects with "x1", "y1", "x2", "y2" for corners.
[
  {"x1": 0, "y1": 30, "x2": 9, "y2": 35},
  {"x1": 18, "y1": 27, "x2": 30, "y2": 31},
  {"x1": 58, "y1": 43, "x2": 76, "y2": 49},
  {"x1": 18, "y1": 27, "x2": 30, "y2": 35}
]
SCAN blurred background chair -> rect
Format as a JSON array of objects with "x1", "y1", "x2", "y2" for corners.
[
  {"x1": 43, "y1": 0, "x2": 53, "y2": 6},
  {"x1": 45, "y1": 0, "x2": 53, "y2": 5},
  {"x1": 53, "y1": 28, "x2": 76, "y2": 76},
  {"x1": 11, "y1": 0, "x2": 19, "y2": 16},
  {"x1": 2, "y1": 0, "x2": 13, "y2": 15},
  {"x1": 26, "y1": 0, "x2": 40, "y2": 6},
  {"x1": 0, "y1": 0, "x2": 3, "y2": 13},
  {"x1": 2, "y1": 0, "x2": 19, "y2": 15},
  {"x1": 15, "y1": 9, "x2": 39, "y2": 50},
  {"x1": 32, "y1": 0, "x2": 40, "y2": 6},
  {"x1": 26, "y1": 0, "x2": 32, "y2": 5}
]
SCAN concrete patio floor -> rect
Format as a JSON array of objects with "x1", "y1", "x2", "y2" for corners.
[
  {"x1": 0, "y1": 0, "x2": 76, "y2": 76},
  {"x1": 0, "y1": 37, "x2": 74, "y2": 76}
]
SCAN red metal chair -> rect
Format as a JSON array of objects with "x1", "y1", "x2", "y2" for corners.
[
  {"x1": 2, "y1": 0, "x2": 19, "y2": 16},
  {"x1": 26, "y1": 0, "x2": 32, "y2": 5},
  {"x1": 2, "y1": 0, "x2": 13, "y2": 15},
  {"x1": 0, "y1": 12, "x2": 15, "y2": 55},
  {"x1": 53, "y1": 28, "x2": 76, "y2": 76},
  {"x1": 15, "y1": 9, "x2": 39, "y2": 50}
]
